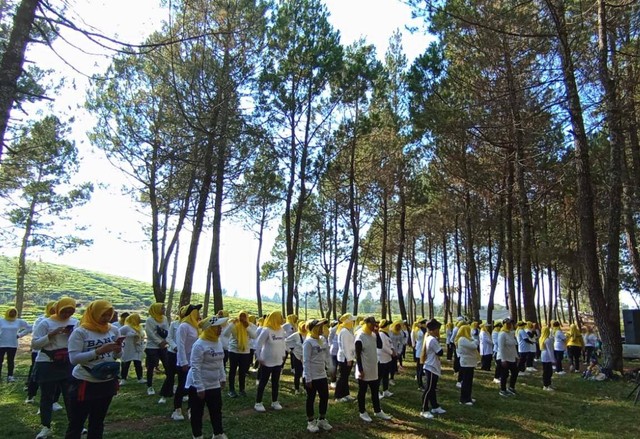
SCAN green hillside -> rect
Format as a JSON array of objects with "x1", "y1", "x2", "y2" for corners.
[{"x1": 0, "y1": 256, "x2": 302, "y2": 322}]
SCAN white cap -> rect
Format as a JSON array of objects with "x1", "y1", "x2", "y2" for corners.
[{"x1": 201, "y1": 316, "x2": 228, "y2": 330}]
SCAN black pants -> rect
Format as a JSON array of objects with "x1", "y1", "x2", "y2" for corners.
[
  {"x1": 415, "y1": 357, "x2": 424, "y2": 388},
  {"x1": 160, "y1": 351, "x2": 177, "y2": 397},
  {"x1": 500, "y1": 361, "x2": 519, "y2": 391},
  {"x1": 256, "y1": 365, "x2": 281, "y2": 403},
  {"x1": 567, "y1": 346, "x2": 582, "y2": 371},
  {"x1": 518, "y1": 351, "x2": 528, "y2": 372},
  {"x1": 174, "y1": 366, "x2": 189, "y2": 410},
  {"x1": 378, "y1": 361, "x2": 391, "y2": 392},
  {"x1": 27, "y1": 351, "x2": 39, "y2": 398},
  {"x1": 554, "y1": 350, "x2": 564, "y2": 372},
  {"x1": 446, "y1": 343, "x2": 454, "y2": 360},
  {"x1": 188, "y1": 386, "x2": 223, "y2": 437},
  {"x1": 494, "y1": 354, "x2": 502, "y2": 379},
  {"x1": 542, "y1": 361, "x2": 553, "y2": 387},
  {"x1": 65, "y1": 379, "x2": 116, "y2": 439},
  {"x1": 291, "y1": 353, "x2": 303, "y2": 391},
  {"x1": 584, "y1": 346, "x2": 595, "y2": 363},
  {"x1": 121, "y1": 360, "x2": 142, "y2": 380},
  {"x1": 421, "y1": 370, "x2": 440, "y2": 411},
  {"x1": 389, "y1": 356, "x2": 398, "y2": 380},
  {"x1": 481, "y1": 354, "x2": 492, "y2": 371},
  {"x1": 334, "y1": 361, "x2": 352, "y2": 399},
  {"x1": 453, "y1": 353, "x2": 461, "y2": 373},
  {"x1": 329, "y1": 355, "x2": 338, "y2": 383},
  {"x1": 145, "y1": 348, "x2": 168, "y2": 388},
  {"x1": 459, "y1": 367, "x2": 474, "y2": 403},
  {"x1": 228, "y1": 351, "x2": 252, "y2": 393},
  {"x1": 526, "y1": 350, "x2": 535, "y2": 367},
  {"x1": 0, "y1": 347, "x2": 17, "y2": 376},
  {"x1": 357, "y1": 379, "x2": 380, "y2": 414},
  {"x1": 305, "y1": 378, "x2": 329, "y2": 419}
]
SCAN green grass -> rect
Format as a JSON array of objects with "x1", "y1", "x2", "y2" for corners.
[{"x1": 2, "y1": 340, "x2": 640, "y2": 439}]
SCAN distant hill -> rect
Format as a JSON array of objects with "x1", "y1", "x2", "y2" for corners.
[{"x1": 0, "y1": 255, "x2": 315, "y2": 322}]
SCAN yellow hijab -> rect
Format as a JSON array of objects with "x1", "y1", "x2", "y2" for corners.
[
  {"x1": 455, "y1": 324, "x2": 472, "y2": 345},
  {"x1": 45, "y1": 301, "x2": 57, "y2": 317},
  {"x1": 51, "y1": 297, "x2": 76, "y2": 322},
  {"x1": 234, "y1": 310, "x2": 249, "y2": 352},
  {"x1": 182, "y1": 307, "x2": 200, "y2": 330},
  {"x1": 4, "y1": 307, "x2": 17, "y2": 321},
  {"x1": 199, "y1": 321, "x2": 220, "y2": 342},
  {"x1": 446, "y1": 322, "x2": 454, "y2": 331},
  {"x1": 264, "y1": 311, "x2": 284, "y2": 331},
  {"x1": 480, "y1": 324, "x2": 491, "y2": 334},
  {"x1": 336, "y1": 313, "x2": 354, "y2": 333},
  {"x1": 149, "y1": 303, "x2": 164, "y2": 323},
  {"x1": 81, "y1": 300, "x2": 113, "y2": 334},
  {"x1": 309, "y1": 322, "x2": 324, "y2": 345},
  {"x1": 379, "y1": 319, "x2": 391, "y2": 334},
  {"x1": 567, "y1": 324, "x2": 583, "y2": 346},
  {"x1": 391, "y1": 321, "x2": 403, "y2": 335},
  {"x1": 286, "y1": 314, "x2": 298, "y2": 326},
  {"x1": 298, "y1": 320, "x2": 308, "y2": 336},
  {"x1": 539, "y1": 327, "x2": 551, "y2": 350},
  {"x1": 125, "y1": 313, "x2": 143, "y2": 335}
]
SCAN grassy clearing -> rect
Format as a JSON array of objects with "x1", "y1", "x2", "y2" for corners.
[{"x1": 2, "y1": 338, "x2": 640, "y2": 439}]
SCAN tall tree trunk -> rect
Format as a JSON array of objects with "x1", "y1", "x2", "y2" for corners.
[
  {"x1": 166, "y1": 239, "x2": 180, "y2": 319},
  {"x1": 255, "y1": 206, "x2": 266, "y2": 318},
  {"x1": 442, "y1": 233, "x2": 450, "y2": 323},
  {"x1": 396, "y1": 185, "x2": 408, "y2": 320},
  {"x1": 380, "y1": 190, "x2": 389, "y2": 318},
  {"x1": 15, "y1": 192, "x2": 37, "y2": 316},
  {"x1": 505, "y1": 153, "x2": 518, "y2": 321}
]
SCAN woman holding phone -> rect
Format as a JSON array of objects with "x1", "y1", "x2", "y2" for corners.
[{"x1": 119, "y1": 313, "x2": 145, "y2": 386}]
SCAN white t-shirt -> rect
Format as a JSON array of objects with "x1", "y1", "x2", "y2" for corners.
[
  {"x1": 377, "y1": 331, "x2": 394, "y2": 364},
  {"x1": 32, "y1": 317, "x2": 79, "y2": 362},
  {"x1": 176, "y1": 322, "x2": 199, "y2": 367},
  {"x1": 422, "y1": 335, "x2": 443, "y2": 376},
  {"x1": 185, "y1": 338, "x2": 226, "y2": 391},
  {"x1": 497, "y1": 330, "x2": 518, "y2": 362},
  {"x1": 541, "y1": 336, "x2": 555, "y2": 363},
  {"x1": 69, "y1": 326, "x2": 121, "y2": 383},
  {"x1": 337, "y1": 327, "x2": 355, "y2": 362},
  {"x1": 0, "y1": 318, "x2": 31, "y2": 348},
  {"x1": 355, "y1": 331, "x2": 378, "y2": 381},
  {"x1": 479, "y1": 330, "x2": 493, "y2": 356},
  {"x1": 302, "y1": 336, "x2": 329, "y2": 382},
  {"x1": 256, "y1": 327, "x2": 286, "y2": 367},
  {"x1": 119, "y1": 325, "x2": 144, "y2": 362},
  {"x1": 554, "y1": 329, "x2": 567, "y2": 351}
]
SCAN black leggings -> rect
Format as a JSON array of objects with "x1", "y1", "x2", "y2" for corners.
[
  {"x1": 357, "y1": 379, "x2": 380, "y2": 414},
  {"x1": 145, "y1": 348, "x2": 168, "y2": 388},
  {"x1": 459, "y1": 367, "x2": 474, "y2": 403},
  {"x1": 256, "y1": 365, "x2": 281, "y2": 403},
  {"x1": 421, "y1": 370, "x2": 440, "y2": 411},
  {"x1": 174, "y1": 366, "x2": 189, "y2": 410},
  {"x1": 188, "y1": 386, "x2": 223, "y2": 437},
  {"x1": 160, "y1": 351, "x2": 177, "y2": 397},
  {"x1": 500, "y1": 361, "x2": 519, "y2": 391},
  {"x1": 481, "y1": 354, "x2": 492, "y2": 371},
  {"x1": 291, "y1": 353, "x2": 304, "y2": 391},
  {"x1": 0, "y1": 347, "x2": 17, "y2": 376},
  {"x1": 334, "y1": 361, "x2": 352, "y2": 399},
  {"x1": 378, "y1": 361, "x2": 391, "y2": 392},
  {"x1": 542, "y1": 361, "x2": 553, "y2": 387},
  {"x1": 567, "y1": 346, "x2": 582, "y2": 371},
  {"x1": 65, "y1": 379, "x2": 116, "y2": 439},
  {"x1": 228, "y1": 352, "x2": 252, "y2": 392},
  {"x1": 121, "y1": 360, "x2": 142, "y2": 380},
  {"x1": 305, "y1": 378, "x2": 329, "y2": 419},
  {"x1": 554, "y1": 350, "x2": 564, "y2": 372}
]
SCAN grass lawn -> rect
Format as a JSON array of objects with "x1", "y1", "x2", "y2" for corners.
[{"x1": 2, "y1": 339, "x2": 640, "y2": 439}]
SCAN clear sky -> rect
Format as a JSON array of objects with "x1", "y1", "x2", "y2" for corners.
[{"x1": 1, "y1": 0, "x2": 432, "y2": 300}]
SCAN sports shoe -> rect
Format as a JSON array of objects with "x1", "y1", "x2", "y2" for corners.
[
  {"x1": 431, "y1": 407, "x2": 446, "y2": 414},
  {"x1": 374, "y1": 411, "x2": 392, "y2": 420},
  {"x1": 147, "y1": 387, "x2": 156, "y2": 395},
  {"x1": 506, "y1": 388, "x2": 517, "y2": 395},
  {"x1": 213, "y1": 434, "x2": 228, "y2": 439},
  {"x1": 460, "y1": 401, "x2": 473, "y2": 406},
  {"x1": 183, "y1": 395, "x2": 189, "y2": 402},
  {"x1": 36, "y1": 426, "x2": 52, "y2": 438},
  {"x1": 359, "y1": 412, "x2": 372, "y2": 423},
  {"x1": 420, "y1": 411, "x2": 434, "y2": 419},
  {"x1": 492, "y1": 378, "x2": 501, "y2": 384},
  {"x1": 383, "y1": 390, "x2": 394, "y2": 398},
  {"x1": 137, "y1": 379, "x2": 146, "y2": 384},
  {"x1": 193, "y1": 436, "x2": 203, "y2": 439},
  {"x1": 294, "y1": 389, "x2": 301, "y2": 395},
  {"x1": 389, "y1": 379, "x2": 396, "y2": 386},
  {"x1": 171, "y1": 409, "x2": 185, "y2": 421},
  {"x1": 520, "y1": 371, "x2": 530, "y2": 377},
  {"x1": 81, "y1": 428, "x2": 87, "y2": 435},
  {"x1": 271, "y1": 401, "x2": 283, "y2": 410},
  {"x1": 307, "y1": 420, "x2": 319, "y2": 433},
  {"x1": 25, "y1": 397, "x2": 34, "y2": 404},
  {"x1": 158, "y1": 397, "x2": 166, "y2": 404},
  {"x1": 228, "y1": 391, "x2": 238, "y2": 398},
  {"x1": 526, "y1": 367, "x2": 537, "y2": 373},
  {"x1": 543, "y1": 386, "x2": 555, "y2": 391},
  {"x1": 337, "y1": 396, "x2": 350, "y2": 403},
  {"x1": 187, "y1": 408, "x2": 191, "y2": 420},
  {"x1": 455, "y1": 382, "x2": 462, "y2": 388},
  {"x1": 119, "y1": 379, "x2": 127, "y2": 386},
  {"x1": 329, "y1": 382, "x2": 336, "y2": 389},
  {"x1": 345, "y1": 395, "x2": 355, "y2": 401},
  {"x1": 499, "y1": 390, "x2": 511, "y2": 397},
  {"x1": 317, "y1": 419, "x2": 332, "y2": 431},
  {"x1": 7, "y1": 375, "x2": 15, "y2": 383},
  {"x1": 52, "y1": 402, "x2": 63, "y2": 411},
  {"x1": 378, "y1": 392, "x2": 385, "y2": 400},
  {"x1": 254, "y1": 402, "x2": 266, "y2": 412},
  {"x1": 555, "y1": 371, "x2": 566, "y2": 375}
]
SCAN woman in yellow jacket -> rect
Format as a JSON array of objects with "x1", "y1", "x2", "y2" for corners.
[{"x1": 566, "y1": 324, "x2": 584, "y2": 373}]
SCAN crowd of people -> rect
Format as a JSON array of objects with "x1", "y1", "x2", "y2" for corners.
[{"x1": 0, "y1": 300, "x2": 601, "y2": 439}]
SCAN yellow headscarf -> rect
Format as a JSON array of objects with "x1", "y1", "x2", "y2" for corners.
[
  {"x1": 182, "y1": 306, "x2": 201, "y2": 330},
  {"x1": 455, "y1": 325, "x2": 472, "y2": 345},
  {"x1": 567, "y1": 324, "x2": 583, "y2": 346},
  {"x1": 125, "y1": 313, "x2": 143, "y2": 335},
  {"x1": 391, "y1": 321, "x2": 403, "y2": 335},
  {"x1": 337, "y1": 313, "x2": 355, "y2": 333},
  {"x1": 217, "y1": 309, "x2": 230, "y2": 318},
  {"x1": 539, "y1": 327, "x2": 551, "y2": 350},
  {"x1": 446, "y1": 322, "x2": 454, "y2": 331},
  {"x1": 298, "y1": 320, "x2": 308, "y2": 336},
  {"x1": 286, "y1": 314, "x2": 298, "y2": 326},
  {"x1": 45, "y1": 301, "x2": 57, "y2": 317},
  {"x1": 149, "y1": 303, "x2": 165, "y2": 323},
  {"x1": 234, "y1": 310, "x2": 249, "y2": 352},
  {"x1": 51, "y1": 297, "x2": 76, "y2": 322},
  {"x1": 264, "y1": 311, "x2": 284, "y2": 331},
  {"x1": 379, "y1": 319, "x2": 391, "y2": 334},
  {"x1": 481, "y1": 323, "x2": 491, "y2": 334},
  {"x1": 309, "y1": 321, "x2": 325, "y2": 345},
  {"x1": 199, "y1": 320, "x2": 220, "y2": 342},
  {"x1": 80, "y1": 300, "x2": 113, "y2": 334},
  {"x1": 4, "y1": 307, "x2": 17, "y2": 321},
  {"x1": 248, "y1": 314, "x2": 256, "y2": 324}
]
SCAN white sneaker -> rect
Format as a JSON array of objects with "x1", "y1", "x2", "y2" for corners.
[
  {"x1": 520, "y1": 371, "x2": 530, "y2": 377},
  {"x1": 431, "y1": 407, "x2": 446, "y2": 414},
  {"x1": 25, "y1": 397, "x2": 34, "y2": 404},
  {"x1": 330, "y1": 382, "x2": 337, "y2": 389},
  {"x1": 383, "y1": 390, "x2": 394, "y2": 398},
  {"x1": 337, "y1": 396, "x2": 350, "y2": 403},
  {"x1": 307, "y1": 420, "x2": 319, "y2": 433},
  {"x1": 171, "y1": 409, "x2": 185, "y2": 421},
  {"x1": 187, "y1": 408, "x2": 191, "y2": 420},
  {"x1": 543, "y1": 386, "x2": 555, "y2": 391},
  {"x1": 193, "y1": 436, "x2": 203, "y2": 439},
  {"x1": 556, "y1": 371, "x2": 566, "y2": 375},
  {"x1": 119, "y1": 379, "x2": 126, "y2": 386},
  {"x1": 460, "y1": 401, "x2": 473, "y2": 406},
  {"x1": 389, "y1": 379, "x2": 396, "y2": 386},
  {"x1": 359, "y1": 412, "x2": 372, "y2": 423},
  {"x1": 182, "y1": 395, "x2": 189, "y2": 402},
  {"x1": 378, "y1": 393, "x2": 385, "y2": 400},
  {"x1": 81, "y1": 428, "x2": 87, "y2": 435},
  {"x1": 375, "y1": 411, "x2": 392, "y2": 420},
  {"x1": 36, "y1": 426, "x2": 52, "y2": 438},
  {"x1": 137, "y1": 378, "x2": 146, "y2": 384},
  {"x1": 420, "y1": 411, "x2": 434, "y2": 419},
  {"x1": 492, "y1": 378, "x2": 501, "y2": 384},
  {"x1": 52, "y1": 402, "x2": 63, "y2": 411},
  {"x1": 526, "y1": 367, "x2": 537, "y2": 373},
  {"x1": 271, "y1": 401, "x2": 283, "y2": 410},
  {"x1": 345, "y1": 395, "x2": 355, "y2": 401},
  {"x1": 7, "y1": 375, "x2": 15, "y2": 383},
  {"x1": 158, "y1": 397, "x2": 166, "y2": 404},
  {"x1": 455, "y1": 382, "x2": 462, "y2": 388},
  {"x1": 254, "y1": 402, "x2": 266, "y2": 412},
  {"x1": 147, "y1": 387, "x2": 155, "y2": 396},
  {"x1": 213, "y1": 434, "x2": 228, "y2": 439},
  {"x1": 317, "y1": 419, "x2": 332, "y2": 431}
]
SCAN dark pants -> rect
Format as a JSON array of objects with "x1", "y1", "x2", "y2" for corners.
[
  {"x1": 518, "y1": 351, "x2": 528, "y2": 372},
  {"x1": 378, "y1": 361, "x2": 391, "y2": 392},
  {"x1": 389, "y1": 356, "x2": 398, "y2": 380},
  {"x1": 526, "y1": 350, "x2": 535, "y2": 367},
  {"x1": 121, "y1": 360, "x2": 142, "y2": 380},
  {"x1": 446, "y1": 343, "x2": 454, "y2": 361},
  {"x1": 567, "y1": 346, "x2": 582, "y2": 371},
  {"x1": 65, "y1": 379, "x2": 116, "y2": 439},
  {"x1": 500, "y1": 361, "x2": 519, "y2": 391},
  {"x1": 584, "y1": 346, "x2": 595, "y2": 363},
  {"x1": 459, "y1": 367, "x2": 474, "y2": 403},
  {"x1": 421, "y1": 370, "x2": 440, "y2": 411},
  {"x1": 329, "y1": 355, "x2": 338, "y2": 383},
  {"x1": 415, "y1": 357, "x2": 424, "y2": 388},
  {"x1": 554, "y1": 350, "x2": 564, "y2": 372},
  {"x1": 160, "y1": 351, "x2": 177, "y2": 397},
  {"x1": 334, "y1": 361, "x2": 352, "y2": 399},
  {"x1": 291, "y1": 353, "x2": 304, "y2": 391},
  {"x1": 542, "y1": 362, "x2": 553, "y2": 387},
  {"x1": 145, "y1": 348, "x2": 167, "y2": 388},
  {"x1": 228, "y1": 352, "x2": 252, "y2": 393},
  {"x1": 188, "y1": 386, "x2": 223, "y2": 437},
  {"x1": 256, "y1": 365, "x2": 281, "y2": 403},
  {"x1": 357, "y1": 379, "x2": 380, "y2": 414},
  {"x1": 481, "y1": 354, "x2": 492, "y2": 371},
  {"x1": 174, "y1": 366, "x2": 189, "y2": 410},
  {"x1": 40, "y1": 378, "x2": 71, "y2": 427},
  {"x1": 494, "y1": 354, "x2": 502, "y2": 379},
  {"x1": 0, "y1": 347, "x2": 17, "y2": 376},
  {"x1": 305, "y1": 378, "x2": 329, "y2": 419},
  {"x1": 27, "y1": 351, "x2": 39, "y2": 398}
]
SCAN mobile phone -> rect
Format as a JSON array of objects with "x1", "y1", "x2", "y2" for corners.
[
  {"x1": 65, "y1": 324, "x2": 75, "y2": 331},
  {"x1": 116, "y1": 336, "x2": 126, "y2": 345}
]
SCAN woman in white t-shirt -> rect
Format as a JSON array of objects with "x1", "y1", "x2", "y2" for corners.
[
  {"x1": 419, "y1": 318, "x2": 445, "y2": 419},
  {"x1": 172, "y1": 304, "x2": 202, "y2": 421},
  {"x1": 456, "y1": 325, "x2": 479, "y2": 406},
  {"x1": 119, "y1": 313, "x2": 145, "y2": 385},
  {"x1": 254, "y1": 311, "x2": 286, "y2": 412},
  {"x1": 0, "y1": 307, "x2": 31, "y2": 382},
  {"x1": 303, "y1": 319, "x2": 332, "y2": 433}
]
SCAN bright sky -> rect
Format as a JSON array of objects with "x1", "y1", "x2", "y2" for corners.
[{"x1": 1, "y1": 0, "x2": 433, "y2": 300}]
